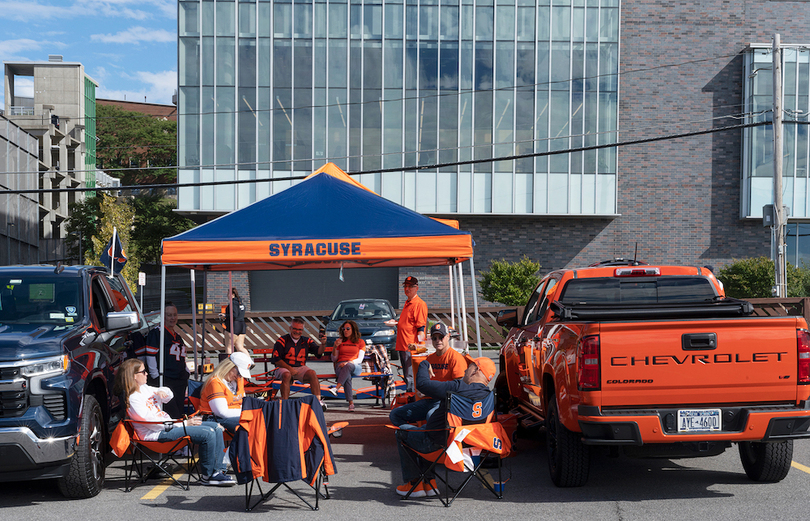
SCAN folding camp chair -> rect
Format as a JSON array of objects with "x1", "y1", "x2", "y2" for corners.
[
  {"x1": 110, "y1": 418, "x2": 200, "y2": 492},
  {"x1": 396, "y1": 391, "x2": 511, "y2": 507}
]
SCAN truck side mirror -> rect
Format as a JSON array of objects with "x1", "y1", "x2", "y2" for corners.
[
  {"x1": 106, "y1": 311, "x2": 140, "y2": 332},
  {"x1": 496, "y1": 309, "x2": 518, "y2": 329}
]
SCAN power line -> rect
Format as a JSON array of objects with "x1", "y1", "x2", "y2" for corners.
[{"x1": 0, "y1": 120, "x2": 769, "y2": 196}]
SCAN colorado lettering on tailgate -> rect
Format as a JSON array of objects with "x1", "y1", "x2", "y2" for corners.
[
  {"x1": 268, "y1": 241, "x2": 362, "y2": 257},
  {"x1": 610, "y1": 352, "x2": 787, "y2": 366}
]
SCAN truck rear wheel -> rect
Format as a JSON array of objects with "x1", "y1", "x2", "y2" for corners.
[
  {"x1": 546, "y1": 398, "x2": 589, "y2": 487},
  {"x1": 738, "y1": 440, "x2": 793, "y2": 482},
  {"x1": 57, "y1": 395, "x2": 105, "y2": 498}
]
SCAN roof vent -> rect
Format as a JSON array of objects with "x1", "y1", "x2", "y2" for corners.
[{"x1": 48, "y1": 55, "x2": 63, "y2": 62}]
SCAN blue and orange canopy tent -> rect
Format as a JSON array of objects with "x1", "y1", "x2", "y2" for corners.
[
  {"x1": 161, "y1": 163, "x2": 474, "y2": 270},
  {"x1": 156, "y1": 164, "x2": 483, "y2": 381}
]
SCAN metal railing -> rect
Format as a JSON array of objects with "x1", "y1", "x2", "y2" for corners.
[{"x1": 8, "y1": 106, "x2": 35, "y2": 116}]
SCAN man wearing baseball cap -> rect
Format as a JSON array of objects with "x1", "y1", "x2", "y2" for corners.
[
  {"x1": 390, "y1": 322, "x2": 466, "y2": 427},
  {"x1": 392, "y1": 276, "x2": 427, "y2": 392},
  {"x1": 394, "y1": 353, "x2": 497, "y2": 497}
]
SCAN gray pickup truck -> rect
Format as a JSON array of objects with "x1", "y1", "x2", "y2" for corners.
[{"x1": 0, "y1": 265, "x2": 147, "y2": 498}]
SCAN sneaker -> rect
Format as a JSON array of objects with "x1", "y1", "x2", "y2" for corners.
[
  {"x1": 200, "y1": 471, "x2": 236, "y2": 486},
  {"x1": 422, "y1": 479, "x2": 439, "y2": 497},
  {"x1": 326, "y1": 386, "x2": 338, "y2": 397},
  {"x1": 396, "y1": 481, "x2": 425, "y2": 498},
  {"x1": 319, "y1": 399, "x2": 328, "y2": 411},
  {"x1": 348, "y1": 403, "x2": 355, "y2": 412}
]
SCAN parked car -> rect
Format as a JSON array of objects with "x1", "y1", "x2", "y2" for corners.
[{"x1": 323, "y1": 299, "x2": 397, "y2": 353}]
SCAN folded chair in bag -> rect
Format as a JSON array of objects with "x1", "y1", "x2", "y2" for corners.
[
  {"x1": 110, "y1": 418, "x2": 199, "y2": 492},
  {"x1": 396, "y1": 391, "x2": 512, "y2": 507}
]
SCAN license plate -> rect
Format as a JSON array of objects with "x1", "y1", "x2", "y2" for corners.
[{"x1": 677, "y1": 409, "x2": 721, "y2": 432}]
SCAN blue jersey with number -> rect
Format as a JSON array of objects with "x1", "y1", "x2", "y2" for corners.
[{"x1": 145, "y1": 326, "x2": 187, "y2": 380}]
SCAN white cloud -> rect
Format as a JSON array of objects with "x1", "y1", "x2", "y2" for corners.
[
  {"x1": 0, "y1": 38, "x2": 49, "y2": 57},
  {"x1": 13, "y1": 77, "x2": 34, "y2": 98},
  {"x1": 0, "y1": 1, "x2": 81, "y2": 22},
  {"x1": 90, "y1": 26, "x2": 175, "y2": 45},
  {"x1": 0, "y1": 1, "x2": 176, "y2": 23},
  {"x1": 97, "y1": 69, "x2": 176, "y2": 105}
]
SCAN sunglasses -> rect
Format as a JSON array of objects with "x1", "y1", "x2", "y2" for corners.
[
  {"x1": 136, "y1": 368, "x2": 148, "y2": 375},
  {"x1": 342, "y1": 326, "x2": 352, "y2": 330}
]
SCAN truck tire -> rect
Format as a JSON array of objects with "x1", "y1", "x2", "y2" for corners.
[
  {"x1": 546, "y1": 398, "x2": 589, "y2": 487},
  {"x1": 738, "y1": 440, "x2": 793, "y2": 482},
  {"x1": 494, "y1": 372, "x2": 514, "y2": 413},
  {"x1": 57, "y1": 395, "x2": 105, "y2": 498}
]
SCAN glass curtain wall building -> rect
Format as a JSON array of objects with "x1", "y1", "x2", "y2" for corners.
[{"x1": 177, "y1": 0, "x2": 620, "y2": 216}]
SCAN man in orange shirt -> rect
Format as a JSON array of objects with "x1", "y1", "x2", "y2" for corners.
[
  {"x1": 394, "y1": 276, "x2": 427, "y2": 392},
  {"x1": 390, "y1": 322, "x2": 465, "y2": 426}
]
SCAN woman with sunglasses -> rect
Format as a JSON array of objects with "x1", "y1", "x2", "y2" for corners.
[
  {"x1": 200, "y1": 352, "x2": 253, "y2": 433},
  {"x1": 330, "y1": 320, "x2": 365, "y2": 411},
  {"x1": 113, "y1": 358, "x2": 235, "y2": 486}
]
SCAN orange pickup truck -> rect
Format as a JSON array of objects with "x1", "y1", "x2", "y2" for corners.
[{"x1": 496, "y1": 260, "x2": 810, "y2": 487}]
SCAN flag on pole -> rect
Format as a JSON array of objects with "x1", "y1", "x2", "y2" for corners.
[{"x1": 100, "y1": 228, "x2": 128, "y2": 275}]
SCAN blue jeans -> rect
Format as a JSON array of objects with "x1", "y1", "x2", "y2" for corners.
[
  {"x1": 389, "y1": 398, "x2": 441, "y2": 427},
  {"x1": 214, "y1": 415, "x2": 241, "y2": 434},
  {"x1": 395, "y1": 426, "x2": 443, "y2": 483},
  {"x1": 157, "y1": 421, "x2": 226, "y2": 478},
  {"x1": 336, "y1": 362, "x2": 361, "y2": 402}
]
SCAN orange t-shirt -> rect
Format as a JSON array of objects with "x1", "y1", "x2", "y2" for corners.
[
  {"x1": 200, "y1": 375, "x2": 245, "y2": 413},
  {"x1": 395, "y1": 295, "x2": 427, "y2": 352},
  {"x1": 335, "y1": 339, "x2": 365, "y2": 363},
  {"x1": 426, "y1": 347, "x2": 466, "y2": 381}
]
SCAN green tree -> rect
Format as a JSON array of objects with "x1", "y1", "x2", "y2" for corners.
[
  {"x1": 64, "y1": 195, "x2": 103, "y2": 263},
  {"x1": 479, "y1": 256, "x2": 542, "y2": 306},
  {"x1": 95, "y1": 104, "x2": 176, "y2": 186},
  {"x1": 717, "y1": 256, "x2": 810, "y2": 298},
  {"x1": 85, "y1": 193, "x2": 140, "y2": 292},
  {"x1": 131, "y1": 195, "x2": 196, "y2": 265}
]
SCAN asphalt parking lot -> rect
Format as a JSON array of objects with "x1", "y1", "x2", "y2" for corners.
[{"x1": 5, "y1": 351, "x2": 810, "y2": 520}]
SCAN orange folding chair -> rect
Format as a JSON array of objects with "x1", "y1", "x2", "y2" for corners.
[
  {"x1": 395, "y1": 391, "x2": 512, "y2": 507},
  {"x1": 109, "y1": 417, "x2": 199, "y2": 492}
]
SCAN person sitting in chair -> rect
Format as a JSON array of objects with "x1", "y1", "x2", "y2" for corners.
[
  {"x1": 272, "y1": 318, "x2": 327, "y2": 406},
  {"x1": 393, "y1": 355, "x2": 496, "y2": 497},
  {"x1": 200, "y1": 352, "x2": 253, "y2": 433},
  {"x1": 113, "y1": 358, "x2": 235, "y2": 486}
]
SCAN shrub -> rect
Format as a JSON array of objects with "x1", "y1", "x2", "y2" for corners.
[{"x1": 479, "y1": 256, "x2": 542, "y2": 306}]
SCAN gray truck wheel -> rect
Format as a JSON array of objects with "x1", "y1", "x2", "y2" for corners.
[
  {"x1": 57, "y1": 395, "x2": 105, "y2": 498},
  {"x1": 546, "y1": 398, "x2": 589, "y2": 487},
  {"x1": 738, "y1": 440, "x2": 793, "y2": 482}
]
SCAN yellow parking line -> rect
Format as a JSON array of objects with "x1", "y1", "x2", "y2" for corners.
[
  {"x1": 791, "y1": 461, "x2": 810, "y2": 474},
  {"x1": 140, "y1": 471, "x2": 188, "y2": 500}
]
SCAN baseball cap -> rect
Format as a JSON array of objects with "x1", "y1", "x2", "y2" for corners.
[
  {"x1": 429, "y1": 322, "x2": 449, "y2": 338},
  {"x1": 471, "y1": 357, "x2": 496, "y2": 382},
  {"x1": 230, "y1": 352, "x2": 253, "y2": 379},
  {"x1": 403, "y1": 276, "x2": 419, "y2": 286}
]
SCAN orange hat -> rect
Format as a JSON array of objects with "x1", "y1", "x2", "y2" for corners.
[{"x1": 471, "y1": 357, "x2": 496, "y2": 382}]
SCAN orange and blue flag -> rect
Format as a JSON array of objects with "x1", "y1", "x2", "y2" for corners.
[{"x1": 100, "y1": 234, "x2": 128, "y2": 274}]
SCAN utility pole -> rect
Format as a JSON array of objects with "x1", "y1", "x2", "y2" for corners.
[{"x1": 773, "y1": 33, "x2": 786, "y2": 298}]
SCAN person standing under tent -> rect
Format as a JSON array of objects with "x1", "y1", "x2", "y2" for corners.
[
  {"x1": 392, "y1": 276, "x2": 427, "y2": 393},
  {"x1": 222, "y1": 288, "x2": 249, "y2": 357},
  {"x1": 143, "y1": 302, "x2": 189, "y2": 419}
]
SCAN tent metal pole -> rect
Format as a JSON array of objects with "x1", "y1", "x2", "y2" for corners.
[
  {"x1": 159, "y1": 264, "x2": 166, "y2": 387},
  {"x1": 448, "y1": 266, "x2": 456, "y2": 330},
  {"x1": 458, "y1": 262, "x2": 469, "y2": 346},
  {"x1": 191, "y1": 269, "x2": 199, "y2": 381},
  {"x1": 469, "y1": 256, "x2": 483, "y2": 357},
  {"x1": 228, "y1": 271, "x2": 234, "y2": 355},
  {"x1": 455, "y1": 263, "x2": 464, "y2": 340},
  {"x1": 201, "y1": 270, "x2": 207, "y2": 369}
]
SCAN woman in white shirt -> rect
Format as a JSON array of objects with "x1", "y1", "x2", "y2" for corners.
[
  {"x1": 114, "y1": 358, "x2": 235, "y2": 486},
  {"x1": 200, "y1": 352, "x2": 252, "y2": 433}
]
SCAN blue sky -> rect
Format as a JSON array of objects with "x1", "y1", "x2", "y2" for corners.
[{"x1": 0, "y1": 0, "x2": 177, "y2": 107}]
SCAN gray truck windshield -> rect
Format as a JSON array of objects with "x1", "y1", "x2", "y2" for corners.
[
  {"x1": 0, "y1": 276, "x2": 84, "y2": 325},
  {"x1": 558, "y1": 276, "x2": 718, "y2": 305}
]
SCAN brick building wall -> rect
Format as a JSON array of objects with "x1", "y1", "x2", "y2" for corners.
[{"x1": 208, "y1": 272, "x2": 251, "y2": 312}]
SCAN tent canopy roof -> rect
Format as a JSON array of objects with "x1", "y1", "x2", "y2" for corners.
[{"x1": 161, "y1": 163, "x2": 474, "y2": 271}]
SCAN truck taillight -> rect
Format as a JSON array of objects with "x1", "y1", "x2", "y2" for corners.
[
  {"x1": 798, "y1": 330, "x2": 810, "y2": 384},
  {"x1": 578, "y1": 335, "x2": 601, "y2": 390}
]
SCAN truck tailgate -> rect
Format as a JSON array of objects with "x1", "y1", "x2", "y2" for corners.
[{"x1": 598, "y1": 316, "x2": 803, "y2": 407}]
